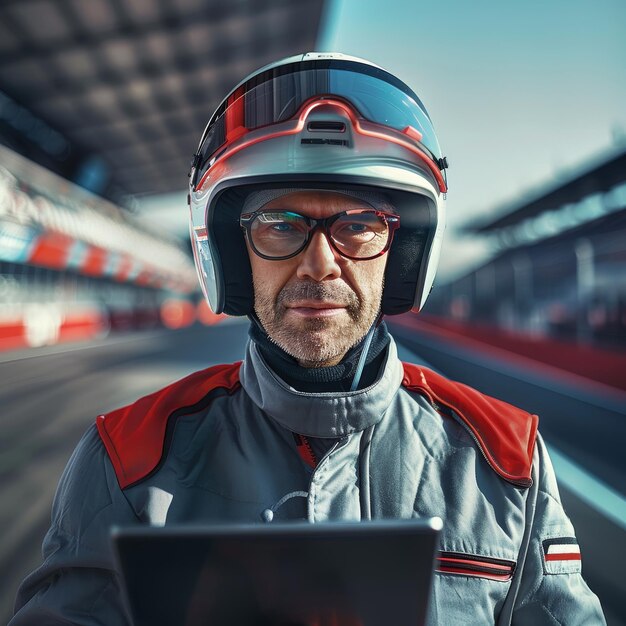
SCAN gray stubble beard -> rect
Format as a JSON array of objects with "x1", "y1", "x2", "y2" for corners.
[{"x1": 253, "y1": 280, "x2": 381, "y2": 367}]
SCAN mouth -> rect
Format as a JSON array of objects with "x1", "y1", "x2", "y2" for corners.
[{"x1": 285, "y1": 301, "x2": 348, "y2": 318}]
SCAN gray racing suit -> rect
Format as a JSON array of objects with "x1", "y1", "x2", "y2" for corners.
[{"x1": 11, "y1": 337, "x2": 605, "y2": 624}]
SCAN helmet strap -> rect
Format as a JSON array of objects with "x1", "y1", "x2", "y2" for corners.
[
  {"x1": 247, "y1": 312, "x2": 265, "y2": 335},
  {"x1": 350, "y1": 312, "x2": 384, "y2": 392}
]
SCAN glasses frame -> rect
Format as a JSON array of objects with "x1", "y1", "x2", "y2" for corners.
[{"x1": 240, "y1": 208, "x2": 400, "y2": 261}]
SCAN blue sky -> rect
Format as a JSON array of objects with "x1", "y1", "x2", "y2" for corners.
[{"x1": 317, "y1": 0, "x2": 626, "y2": 278}]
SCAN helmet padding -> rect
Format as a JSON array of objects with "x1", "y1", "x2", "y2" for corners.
[{"x1": 209, "y1": 182, "x2": 433, "y2": 316}]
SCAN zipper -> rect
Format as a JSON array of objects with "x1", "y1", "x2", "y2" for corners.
[
  {"x1": 293, "y1": 433, "x2": 347, "y2": 471},
  {"x1": 306, "y1": 437, "x2": 349, "y2": 522},
  {"x1": 436, "y1": 551, "x2": 516, "y2": 582},
  {"x1": 293, "y1": 433, "x2": 317, "y2": 468},
  {"x1": 314, "y1": 437, "x2": 346, "y2": 470}
]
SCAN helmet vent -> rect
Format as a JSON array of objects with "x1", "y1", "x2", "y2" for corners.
[{"x1": 307, "y1": 121, "x2": 346, "y2": 132}]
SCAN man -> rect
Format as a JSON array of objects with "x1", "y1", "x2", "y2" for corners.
[{"x1": 12, "y1": 53, "x2": 604, "y2": 624}]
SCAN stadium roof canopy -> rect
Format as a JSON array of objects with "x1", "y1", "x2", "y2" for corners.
[
  {"x1": 468, "y1": 146, "x2": 626, "y2": 233},
  {"x1": 0, "y1": 0, "x2": 325, "y2": 201}
]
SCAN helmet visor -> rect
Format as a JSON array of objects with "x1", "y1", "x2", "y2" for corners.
[{"x1": 193, "y1": 60, "x2": 444, "y2": 188}]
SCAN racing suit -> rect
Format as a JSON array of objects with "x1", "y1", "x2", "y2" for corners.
[{"x1": 11, "y1": 336, "x2": 605, "y2": 624}]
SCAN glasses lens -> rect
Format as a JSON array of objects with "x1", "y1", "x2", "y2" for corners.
[
  {"x1": 330, "y1": 211, "x2": 390, "y2": 258},
  {"x1": 250, "y1": 211, "x2": 309, "y2": 257}
]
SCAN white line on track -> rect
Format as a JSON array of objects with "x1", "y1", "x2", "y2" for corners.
[{"x1": 547, "y1": 443, "x2": 626, "y2": 531}]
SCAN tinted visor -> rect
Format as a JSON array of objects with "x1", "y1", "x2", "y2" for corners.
[{"x1": 193, "y1": 60, "x2": 444, "y2": 188}]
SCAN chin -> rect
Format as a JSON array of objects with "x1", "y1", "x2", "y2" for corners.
[
  {"x1": 264, "y1": 316, "x2": 368, "y2": 365},
  {"x1": 280, "y1": 336, "x2": 347, "y2": 367}
]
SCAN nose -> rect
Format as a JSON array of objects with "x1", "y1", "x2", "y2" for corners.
[{"x1": 296, "y1": 230, "x2": 342, "y2": 282}]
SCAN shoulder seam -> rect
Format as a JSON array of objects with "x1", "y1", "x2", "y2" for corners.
[
  {"x1": 122, "y1": 385, "x2": 238, "y2": 490},
  {"x1": 97, "y1": 362, "x2": 242, "y2": 489},
  {"x1": 401, "y1": 361, "x2": 538, "y2": 488}
]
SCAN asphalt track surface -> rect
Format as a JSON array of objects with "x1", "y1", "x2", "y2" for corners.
[{"x1": 0, "y1": 319, "x2": 624, "y2": 624}]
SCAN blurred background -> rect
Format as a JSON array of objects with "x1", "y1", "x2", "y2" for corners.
[{"x1": 0, "y1": 0, "x2": 624, "y2": 623}]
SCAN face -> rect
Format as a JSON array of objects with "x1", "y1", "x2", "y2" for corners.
[{"x1": 246, "y1": 191, "x2": 390, "y2": 367}]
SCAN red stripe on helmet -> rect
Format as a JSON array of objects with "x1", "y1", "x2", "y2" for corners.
[
  {"x1": 225, "y1": 86, "x2": 246, "y2": 143},
  {"x1": 196, "y1": 98, "x2": 447, "y2": 194}
]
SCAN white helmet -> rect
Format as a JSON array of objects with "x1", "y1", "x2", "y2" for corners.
[{"x1": 188, "y1": 52, "x2": 448, "y2": 316}]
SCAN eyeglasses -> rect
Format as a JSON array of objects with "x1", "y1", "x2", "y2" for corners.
[{"x1": 240, "y1": 209, "x2": 400, "y2": 261}]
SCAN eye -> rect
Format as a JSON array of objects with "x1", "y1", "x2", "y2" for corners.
[
  {"x1": 271, "y1": 222, "x2": 295, "y2": 232},
  {"x1": 252, "y1": 212, "x2": 308, "y2": 240},
  {"x1": 345, "y1": 222, "x2": 369, "y2": 232},
  {"x1": 334, "y1": 221, "x2": 378, "y2": 238}
]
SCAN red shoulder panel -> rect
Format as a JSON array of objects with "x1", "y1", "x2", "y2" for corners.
[
  {"x1": 96, "y1": 362, "x2": 242, "y2": 489},
  {"x1": 401, "y1": 363, "x2": 538, "y2": 487}
]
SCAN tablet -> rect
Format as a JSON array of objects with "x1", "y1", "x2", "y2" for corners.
[{"x1": 112, "y1": 518, "x2": 441, "y2": 626}]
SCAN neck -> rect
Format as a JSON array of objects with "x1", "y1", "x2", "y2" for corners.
[{"x1": 248, "y1": 321, "x2": 390, "y2": 393}]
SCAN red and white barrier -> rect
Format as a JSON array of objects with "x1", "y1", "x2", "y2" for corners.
[{"x1": 0, "y1": 304, "x2": 108, "y2": 352}]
